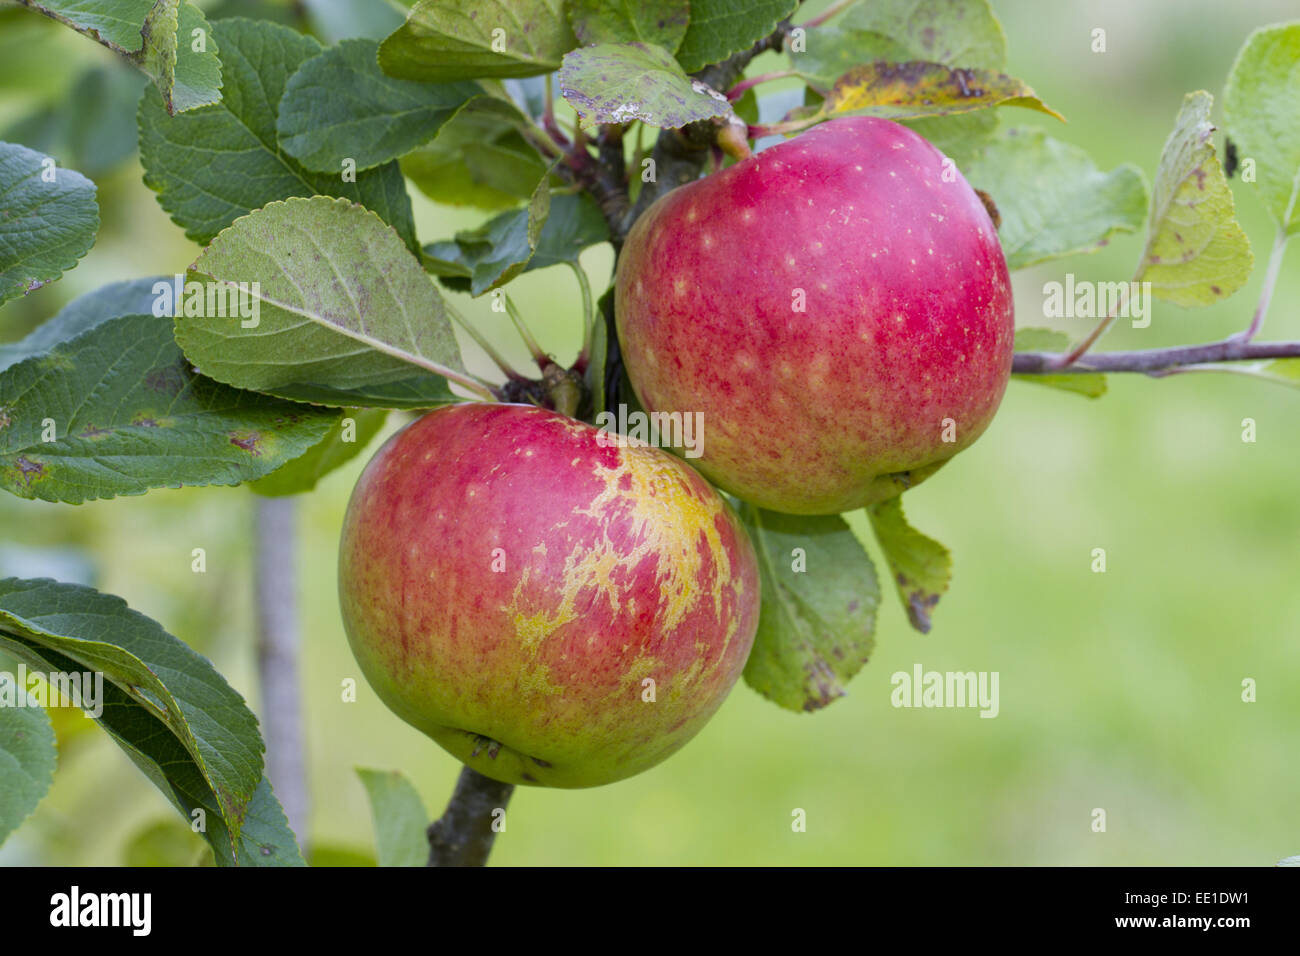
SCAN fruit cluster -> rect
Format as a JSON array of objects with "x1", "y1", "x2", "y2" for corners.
[{"x1": 339, "y1": 117, "x2": 1014, "y2": 788}]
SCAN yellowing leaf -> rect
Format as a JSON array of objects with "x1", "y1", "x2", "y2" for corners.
[
  {"x1": 1136, "y1": 91, "x2": 1253, "y2": 307},
  {"x1": 866, "y1": 496, "x2": 952, "y2": 635},
  {"x1": 818, "y1": 61, "x2": 1063, "y2": 123}
]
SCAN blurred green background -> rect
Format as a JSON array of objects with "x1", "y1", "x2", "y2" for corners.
[{"x1": 1, "y1": 0, "x2": 1297, "y2": 865}]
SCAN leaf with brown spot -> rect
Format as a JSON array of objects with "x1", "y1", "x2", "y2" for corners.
[
  {"x1": 0, "y1": 577, "x2": 301, "y2": 866},
  {"x1": 0, "y1": 312, "x2": 336, "y2": 503},
  {"x1": 739, "y1": 505, "x2": 879, "y2": 713},
  {"x1": 251, "y1": 408, "x2": 388, "y2": 497},
  {"x1": 867, "y1": 496, "x2": 952, "y2": 635},
  {"x1": 558, "y1": 41, "x2": 732, "y2": 129},
  {"x1": 811, "y1": 60, "x2": 1063, "y2": 124},
  {"x1": 1136, "y1": 91, "x2": 1253, "y2": 307}
]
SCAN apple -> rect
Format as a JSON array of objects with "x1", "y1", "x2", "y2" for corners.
[
  {"x1": 615, "y1": 116, "x2": 1015, "y2": 514},
  {"x1": 337, "y1": 403, "x2": 760, "y2": 788}
]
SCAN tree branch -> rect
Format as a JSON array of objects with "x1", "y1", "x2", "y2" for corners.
[
  {"x1": 426, "y1": 767, "x2": 515, "y2": 867},
  {"x1": 1013, "y1": 339, "x2": 1300, "y2": 375},
  {"x1": 253, "y1": 496, "x2": 309, "y2": 853}
]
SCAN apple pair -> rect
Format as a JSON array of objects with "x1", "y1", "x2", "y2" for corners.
[{"x1": 338, "y1": 118, "x2": 1014, "y2": 787}]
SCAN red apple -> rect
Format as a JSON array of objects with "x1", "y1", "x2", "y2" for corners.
[
  {"x1": 615, "y1": 116, "x2": 1015, "y2": 514},
  {"x1": 337, "y1": 403, "x2": 760, "y2": 788}
]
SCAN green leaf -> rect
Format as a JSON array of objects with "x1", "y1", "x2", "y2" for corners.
[
  {"x1": 0, "y1": 577, "x2": 263, "y2": 849},
  {"x1": 378, "y1": 0, "x2": 575, "y2": 82},
  {"x1": 356, "y1": 768, "x2": 429, "y2": 867},
  {"x1": 251, "y1": 408, "x2": 387, "y2": 497},
  {"x1": 0, "y1": 675, "x2": 56, "y2": 847},
  {"x1": 0, "y1": 142, "x2": 98, "y2": 305},
  {"x1": 1011, "y1": 328, "x2": 1107, "y2": 398},
  {"x1": 182, "y1": 196, "x2": 469, "y2": 401},
  {"x1": 265, "y1": 377, "x2": 461, "y2": 410},
  {"x1": 909, "y1": 111, "x2": 999, "y2": 167},
  {"x1": 559, "y1": 41, "x2": 733, "y2": 129},
  {"x1": 676, "y1": 0, "x2": 798, "y2": 74},
  {"x1": 277, "y1": 38, "x2": 481, "y2": 174},
  {"x1": 15, "y1": 0, "x2": 222, "y2": 113},
  {"x1": 810, "y1": 60, "x2": 1062, "y2": 124},
  {"x1": 527, "y1": 191, "x2": 609, "y2": 270},
  {"x1": 400, "y1": 96, "x2": 550, "y2": 211},
  {"x1": 1223, "y1": 21, "x2": 1300, "y2": 235},
  {"x1": 866, "y1": 496, "x2": 952, "y2": 634},
  {"x1": 962, "y1": 127, "x2": 1148, "y2": 270},
  {"x1": 739, "y1": 505, "x2": 879, "y2": 713},
  {"x1": 426, "y1": 188, "x2": 605, "y2": 292},
  {"x1": 1136, "y1": 91, "x2": 1253, "y2": 307},
  {"x1": 138, "y1": 17, "x2": 418, "y2": 253},
  {"x1": 0, "y1": 312, "x2": 338, "y2": 503},
  {"x1": 423, "y1": 173, "x2": 552, "y2": 295},
  {"x1": 0, "y1": 276, "x2": 166, "y2": 373},
  {"x1": 428, "y1": 186, "x2": 605, "y2": 281},
  {"x1": 136, "y1": 0, "x2": 184, "y2": 112},
  {"x1": 834, "y1": 0, "x2": 1007, "y2": 71},
  {"x1": 568, "y1": 0, "x2": 689, "y2": 53},
  {"x1": 2, "y1": 64, "x2": 147, "y2": 177},
  {"x1": 0, "y1": 594, "x2": 300, "y2": 866}
]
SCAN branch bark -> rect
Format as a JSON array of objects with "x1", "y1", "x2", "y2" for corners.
[
  {"x1": 1012, "y1": 339, "x2": 1300, "y2": 375},
  {"x1": 253, "y1": 495, "x2": 309, "y2": 853},
  {"x1": 426, "y1": 767, "x2": 515, "y2": 867}
]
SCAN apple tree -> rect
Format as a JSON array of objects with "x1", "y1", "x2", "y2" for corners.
[{"x1": 1, "y1": 0, "x2": 1298, "y2": 866}]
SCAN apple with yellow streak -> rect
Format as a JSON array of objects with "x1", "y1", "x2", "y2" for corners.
[{"x1": 338, "y1": 403, "x2": 760, "y2": 788}]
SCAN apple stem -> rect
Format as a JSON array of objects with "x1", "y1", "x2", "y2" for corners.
[
  {"x1": 543, "y1": 74, "x2": 570, "y2": 149},
  {"x1": 727, "y1": 69, "x2": 800, "y2": 101},
  {"x1": 570, "y1": 260, "x2": 596, "y2": 368},
  {"x1": 628, "y1": 121, "x2": 646, "y2": 183},
  {"x1": 1052, "y1": 282, "x2": 1133, "y2": 368},
  {"x1": 1235, "y1": 227, "x2": 1288, "y2": 343},
  {"x1": 426, "y1": 767, "x2": 515, "y2": 867},
  {"x1": 748, "y1": 116, "x2": 821, "y2": 139},
  {"x1": 504, "y1": 294, "x2": 552, "y2": 370},
  {"x1": 445, "y1": 300, "x2": 530, "y2": 383}
]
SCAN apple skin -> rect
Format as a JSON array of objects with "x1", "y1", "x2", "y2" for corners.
[
  {"x1": 338, "y1": 403, "x2": 760, "y2": 789},
  {"x1": 615, "y1": 116, "x2": 1014, "y2": 514}
]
